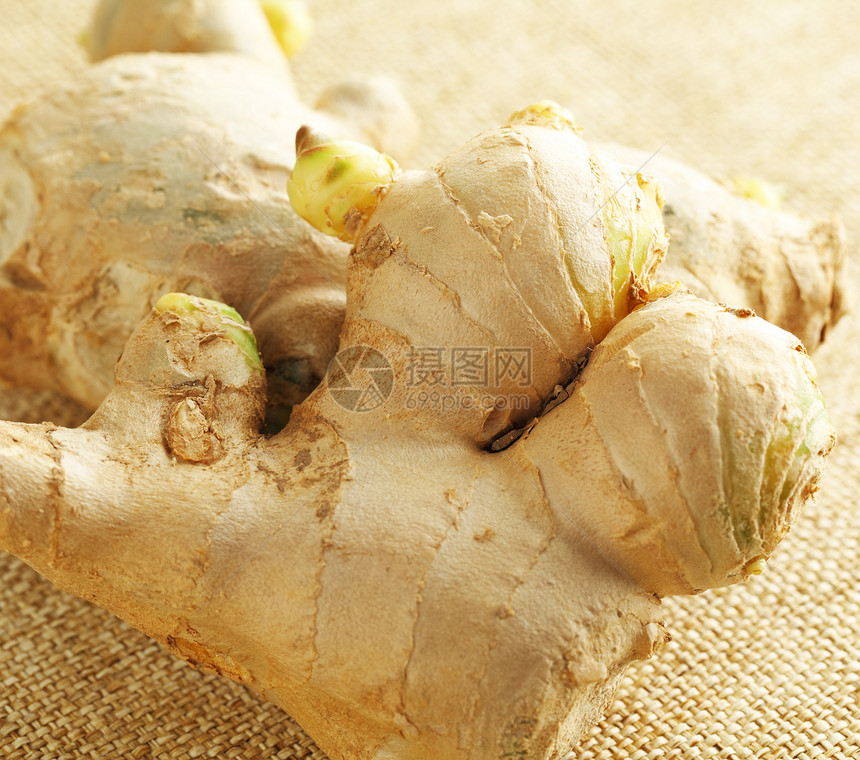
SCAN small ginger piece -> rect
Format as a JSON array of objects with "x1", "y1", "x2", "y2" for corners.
[{"x1": 85, "y1": 0, "x2": 294, "y2": 66}]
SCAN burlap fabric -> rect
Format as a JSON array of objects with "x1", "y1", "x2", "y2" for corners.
[{"x1": 1, "y1": 0, "x2": 858, "y2": 757}]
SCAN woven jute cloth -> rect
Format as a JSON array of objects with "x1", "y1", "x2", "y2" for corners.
[{"x1": 1, "y1": 0, "x2": 858, "y2": 757}]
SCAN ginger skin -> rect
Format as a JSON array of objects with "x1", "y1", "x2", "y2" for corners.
[
  {"x1": 0, "y1": 5, "x2": 840, "y2": 431},
  {"x1": 0, "y1": 0, "x2": 417, "y2": 420},
  {"x1": 605, "y1": 144, "x2": 846, "y2": 351},
  {"x1": 84, "y1": 0, "x2": 308, "y2": 65},
  {"x1": 0, "y1": 113, "x2": 834, "y2": 759}
]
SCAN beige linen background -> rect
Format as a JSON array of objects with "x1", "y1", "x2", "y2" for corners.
[{"x1": 1, "y1": 1, "x2": 858, "y2": 758}]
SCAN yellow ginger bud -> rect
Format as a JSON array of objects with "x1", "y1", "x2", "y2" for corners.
[
  {"x1": 287, "y1": 127, "x2": 400, "y2": 242},
  {"x1": 507, "y1": 100, "x2": 583, "y2": 132},
  {"x1": 602, "y1": 171, "x2": 665, "y2": 317},
  {"x1": 154, "y1": 293, "x2": 262, "y2": 370},
  {"x1": 731, "y1": 176, "x2": 785, "y2": 209},
  {"x1": 745, "y1": 557, "x2": 768, "y2": 577},
  {"x1": 260, "y1": 0, "x2": 313, "y2": 58}
]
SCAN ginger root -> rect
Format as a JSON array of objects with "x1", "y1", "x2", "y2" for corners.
[
  {"x1": 0, "y1": 6, "x2": 843, "y2": 440},
  {"x1": 0, "y1": 111, "x2": 834, "y2": 759},
  {"x1": 0, "y1": 0, "x2": 417, "y2": 421},
  {"x1": 0, "y1": 74, "x2": 841, "y2": 434},
  {"x1": 84, "y1": 0, "x2": 311, "y2": 65},
  {"x1": 605, "y1": 144, "x2": 846, "y2": 351}
]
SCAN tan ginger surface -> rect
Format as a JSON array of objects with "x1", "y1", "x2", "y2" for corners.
[
  {"x1": 604, "y1": 144, "x2": 845, "y2": 351},
  {"x1": 0, "y1": 111, "x2": 834, "y2": 759},
  {"x1": 0, "y1": 0, "x2": 844, "y2": 434},
  {"x1": 0, "y1": 0, "x2": 417, "y2": 418},
  {"x1": 84, "y1": 0, "x2": 297, "y2": 65}
]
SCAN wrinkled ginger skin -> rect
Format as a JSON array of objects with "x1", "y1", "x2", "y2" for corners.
[
  {"x1": 0, "y1": 291, "x2": 831, "y2": 760},
  {"x1": 604, "y1": 144, "x2": 846, "y2": 351},
  {"x1": 0, "y1": 50, "x2": 413, "y2": 414},
  {"x1": 338, "y1": 116, "x2": 668, "y2": 442},
  {"x1": 0, "y1": 115, "x2": 834, "y2": 759},
  {"x1": 525, "y1": 291, "x2": 835, "y2": 596}
]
